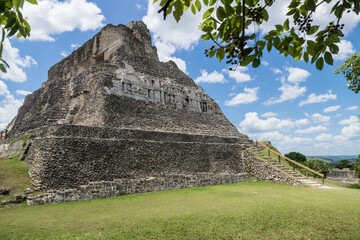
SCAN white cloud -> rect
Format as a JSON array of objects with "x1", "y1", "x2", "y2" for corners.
[
  {"x1": 315, "y1": 133, "x2": 333, "y2": 141},
  {"x1": 262, "y1": 60, "x2": 269, "y2": 66},
  {"x1": 286, "y1": 67, "x2": 311, "y2": 83},
  {"x1": 0, "y1": 81, "x2": 23, "y2": 130},
  {"x1": 346, "y1": 106, "x2": 358, "y2": 111},
  {"x1": 136, "y1": 3, "x2": 142, "y2": 10},
  {"x1": 143, "y1": 0, "x2": 203, "y2": 72},
  {"x1": 341, "y1": 123, "x2": 360, "y2": 140},
  {"x1": 311, "y1": 113, "x2": 331, "y2": 123},
  {"x1": 24, "y1": 0, "x2": 105, "y2": 41},
  {"x1": 71, "y1": 43, "x2": 80, "y2": 49},
  {"x1": 227, "y1": 67, "x2": 252, "y2": 83},
  {"x1": 271, "y1": 68, "x2": 282, "y2": 74},
  {"x1": 296, "y1": 125, "x2": 328, "y2": 134},
  {"x1": 295, "y1": 118, "x2": 311, "y2": 126},
  {"x1": 0, "y1": 40, "x2": 37, "y2": 83},
  {"x1": 323, "y1": 105, "x2": 341, "y2": 113},
  {"x1": 333, "y1": 40, "x2": 356, "y2": 61},
  {"x1": 194, "y1": 69, "x2": 226, "y2": 84},
  {"x1": 264, "y1": 83, "x2": 306, "y2": 105},
  {"x1": 238, "y1": 111, "x2": 359, "y2": 155},
  {"x1": 265, "y1": 66, "x2": 309, "y2": 105},
  {"x1": 16, "y1": 90, "x2": 32, "y2": 96},
  {"x1": 261, "y1": 112, "x2": 278, "y2": 118},
  {"x1": 239, "y1": 112, "x2": 296, "y2": 134},
  {"x1": 225, "y1": 87, "x2": 259, "y2": 106},
  {"x1": 299, "y1": 90, "x2": 337, "y2": 106},
  {"x1": 60, "y1": 50, "x2": 68, "y2": 57},
  {"x1": 339, "y1": 116, "x2": 359, "y2": 125}
]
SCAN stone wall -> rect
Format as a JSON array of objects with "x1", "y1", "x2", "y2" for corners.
[
  {"x1": 243, "y1": 149, "x2": 304, "y2": 186},
  {"x1": 27, "y1": 172, "x2": 248, "y2": 205},
  {"x1": 26, "y1": 125, "x2": 250, "y2": 191},
  {"x1": 327, "y1": 168, "x2": 359, "y2": 184}
]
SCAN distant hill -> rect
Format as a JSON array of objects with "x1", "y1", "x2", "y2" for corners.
[{"x1": 306, "y1": 155, "x2": 358, "y2": 166}]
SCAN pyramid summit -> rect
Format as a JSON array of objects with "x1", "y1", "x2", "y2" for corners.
[{"x1": 0, "y1": 21, "x2": 304, "y2": 205}]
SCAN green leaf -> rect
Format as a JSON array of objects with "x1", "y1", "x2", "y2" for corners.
[
  {"x1": 4, "y1": 16, "x2": 16, "y2": 28},
  {"x1": 284, "y1": 19, "x2": 289, "y2": 31},
  {"x1": 0, "y1": 64, "x2": 6, "y2": 73},
  {"x1": 191, "y1": 4, "x2": 196, "y2": 14},
  {"x1": 252, "y1": 58, "x2": 260, "y2": 68},
  {"x1": 262, "y1": 9, "x2": 269, "y2": 21},
  {"x1": 7, "y1": 25, "x2": 18, "y2": 37},
  {"x1": 275, "y1": 24, "x2": 283, "y2": 31},
  {"x1": 195, "y1": 0, "x2": 201, "y2": 11},
  {"x1": 203, "y1": 8, "x2": 214, "y2": 19},
  {"x1": 216, "y1": 7, "x2": 227, "y2": 21},
  {"x1": 267, "y1": 41, "x2": 273, "y2": 52},
  {"x1": 209, "y1": 0, "x2": 217, "y2": 6},
  {"x1": 329, "y1": 44, "x2": 339, "y2": 54},
  {"x1": 316, "y1": 57, "x2": 324, "y2": 70},
  {"x1": 26, "y1": 0, "x2": 37, "y2": 4},
  {"x1": 204, "y1": 0, "x2": 209, "y2": 6},
  {"x1": 324, "y1": 51, "x2": 333, "y2": 65},
  {"x1": 306, "y1": 0, "x2": 316, "y2": 10},
  {"x1": 307, "y1": 25, "x2": 319, "y2": 35},
  {"x1": 303, "y1": 52, "x2": 309, "y2": 62},
  {"x1": 216, "y1": 48, "x2": 225, "y2": 61}
]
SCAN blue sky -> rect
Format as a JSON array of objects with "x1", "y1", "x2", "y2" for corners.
[{"x1": 0, "y1": 0, "x2": 359, "y2": 155}]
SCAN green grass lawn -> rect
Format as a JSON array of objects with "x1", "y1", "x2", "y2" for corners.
[
  {"x1": 0, "y1": 155, "x2": 34, "y2": 201},
  {"x1": 1, "y1": 181, "x2": 359, "y2": 240}
]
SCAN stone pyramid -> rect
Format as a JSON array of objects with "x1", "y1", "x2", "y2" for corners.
[{"x1": 1, "y1": 21, "x2": 256, "y2": 204}]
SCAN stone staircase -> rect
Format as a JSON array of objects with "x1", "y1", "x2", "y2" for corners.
[
  {"x1": 47, "y1": 84, "x2": 69, "y2": 124},
  {"x1": 249, "y1": 146, "x2": 332, "y2": 188}
]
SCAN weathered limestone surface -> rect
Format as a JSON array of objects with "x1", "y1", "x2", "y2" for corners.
[
  {"x1": 27, "y1": 173, "x2": 248, "y2": 205},
  {"x1": 6, "y1": 21, "x2": 238, "y2": 138},
  {"x1": 327, "y1": 168, "x2": 359, "y2": 184},
  {"x1": 0, "y1": 21, "x2": 302, "y2": 205},
  {"x1": 243, "y1": 149, "x2": 304, "y2": 186}
]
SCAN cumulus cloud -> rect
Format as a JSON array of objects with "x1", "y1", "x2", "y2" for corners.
[
  {"x1": 265, "y1": 66, "x2": 309, "y2": 105},
  {"x1": 333, "y1": 40, "x2": 356, "y2": 61},
  {"x1": 264, "y1": 83, "x2": 306, "y2": 105},
  {"x1": 60, "y1": 50, "x2": 68, "y2": 57},
  {"x1": 143, "y1": 0, "x2": 203, "y2": 72},
  {"x1": 299, "y1": 90, "x2": 337, "y2": 106},
  {"x1": 195, "y1": 69, "x2": 226, "y2": 84},
  {"x1": 227, "y1": 67, "x2": 252, "y2": 83},
  {"x1": 311, "y1": 113, "x2": 331, "y2": 123},
  {"x1": 238, "y1": 111, "x2": 359, "y2": 155},
  {"x1": 323, "y1": 105, "x2": 341, "y2": 113},
  {"x1": 225, "y1": 87, "x2": 259, "y2": 106},
  {"x1": 24, "y1": 0, "x2": 105, "y2": 41},
  {"x1": 71, "y1": 43, "x2": 80, "y2": 49},
  {"x1": 0, "y1": 81, "x2": 23, "y2": 130},
  {"x1": 271, "y1": 68, "x2": 282, "y2": 74},
  {"x1": 296, "y1": 125, "x2": 328, "y2": 134},
  {"x1": 261, "y1": 112, "x2": 278, "y2": 118},
  {"x1": 0, "y1": 40, "x2": 37, "y2": 83},
  {"x1": 339, "y1": 116, "x2": 359, "y2": 125},
  {"x1": 346, "y1": 106, "x2": 358, "y2": 111},
  {"x1": 262, "y1": 60, "x2": 269, "y2": 66},
  {"x1": 315, "y1": 133, "x2": 333, "y2": 141},
  {"x1": 16, "y1": 90, "x2": 32, "y2": 96},
  {"x1": 286, "y1": 67, "x2": 311, "y2": 83}
]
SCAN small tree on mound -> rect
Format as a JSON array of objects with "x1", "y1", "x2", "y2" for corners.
[
  {"x1": 355, "y1": 154, "x2": 360, "y2": 178},
  {"x1": 285, "y1": 152, "x2": 307, "y2": 164}
]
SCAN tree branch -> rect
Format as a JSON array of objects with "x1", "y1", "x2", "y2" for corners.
[{"x1": 158, "y1": 0, "x2": 174, "y2": 20}]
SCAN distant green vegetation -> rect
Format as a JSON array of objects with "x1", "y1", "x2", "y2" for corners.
[
  {"x1": 1, "y1": 181, "x2": 360, "y2": 239},
  {"x1": 335, "y1": 160, "x2": 354, "y2": 170},
  {"x1": 306, "y1": 155, "x2": 358, "y2": 166},
  {"x1": 346, "y1": 183, "x2": 360, "y2": 189}
]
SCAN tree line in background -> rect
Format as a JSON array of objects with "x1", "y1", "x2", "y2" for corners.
[{"x1": 285, "y1": 152, "x2": 360, "y2": 178}]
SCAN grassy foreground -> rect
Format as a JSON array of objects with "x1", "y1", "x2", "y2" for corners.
[{"x1": 1, "y1": 181, "x2": 359, "y2": 239}]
